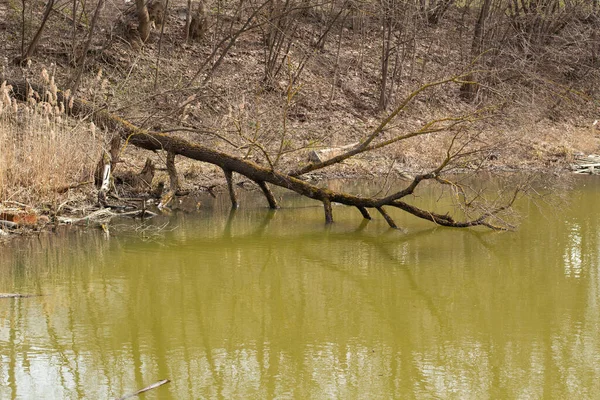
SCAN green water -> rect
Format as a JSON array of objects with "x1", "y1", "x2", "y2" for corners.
[{"x1": 1, "y1": 179, "x2": 600, "y2": 399}]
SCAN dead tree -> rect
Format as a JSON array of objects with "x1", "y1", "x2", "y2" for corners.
[
  {"x1": 187, "y1": 1, "x2": 206, "y2": 41},
  {"x1": 3, "y1": 75, "x2": 518, "y2": 230}
]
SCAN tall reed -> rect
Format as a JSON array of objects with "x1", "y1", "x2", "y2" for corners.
[{"x1": 0, "y1": 72, "x2": 104, "y2": 205}]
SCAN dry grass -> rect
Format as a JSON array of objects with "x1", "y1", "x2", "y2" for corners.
[{"x1": 0, "y1": 76, "x2": 104, "y2": 205}]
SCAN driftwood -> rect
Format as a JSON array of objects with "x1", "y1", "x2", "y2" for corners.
[
  {"x1": 308, "y1": 142, "x2": 360, "y2": 163},
  {"x1": 0, "y1": 220, "x2": 18, "y2": 229},
  {"x1": 2, "y1": 77, "x2": 511, "y2": 229},
  {"x1": 0, "y1": 293, "x2": 43, "y2": 298},
  {"x1": 116, "y1": 379, "x2": 170, "y2": 400},
  {"x1": 572, "y1": 154, "x2": 600, "y2": 174},
  {"x1": 58, "y1": 208, "x2": 156, "y2": 225}
]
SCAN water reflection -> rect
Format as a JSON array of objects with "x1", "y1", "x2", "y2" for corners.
[
  {"x1": 1, "y1": 179, "x2": 600, "y2": 398},
  {"x1": 563, "y1": 222, "x2": 583, "y2": 278}
]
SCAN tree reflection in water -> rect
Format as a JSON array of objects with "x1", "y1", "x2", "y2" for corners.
[{"x1": 1, "y1": 180, "x2": 600, "y2": 399}]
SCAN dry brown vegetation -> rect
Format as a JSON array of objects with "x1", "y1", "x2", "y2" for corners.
[
  {"x1": 0, "y1": 0, "x2": 599, "y2": 226},
  {"x1": 0, "y1": 78, "x2": 104, "y2": 205}
]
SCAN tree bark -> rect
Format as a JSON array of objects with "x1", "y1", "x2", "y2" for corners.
[
  {"x1": 166, "y1": 151, "x2": 179, "y2": 191},
  {"x1": 460, "y1": 0, "x2": 492, "y2": 101},
  {"x1": 184, "y1": 0, "x2": 193, "y2": 42},
  {"x1": 135, "y1": 0, "x2": 151, "y2": 42},
  {"x1": 323, "y1": 198, "x2": 333, "y2": 224},
  {"x1": 257, "y1": 181, "x2": 279, "y2": 209},
  {"x1": 223, "y1": 168, "x2": 238, "y2": 208},
  {"x1": 71, "y1": 0, "x2": 104, "y2": 93},
  {"x1": 19, "y1": 0, "x2": 55, "y2": 63}
]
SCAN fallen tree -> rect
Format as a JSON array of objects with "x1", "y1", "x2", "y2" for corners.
[{"x1": 2, "y1": 76, "x2": 518, "y2": 230}]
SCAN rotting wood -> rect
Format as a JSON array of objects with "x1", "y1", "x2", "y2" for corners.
[
  {"x1": 115, "y1": 158, "x2": 156, "y2": 192},
  {"x1": 2, "y1": 77, "x2": 512, "y2": 230}
]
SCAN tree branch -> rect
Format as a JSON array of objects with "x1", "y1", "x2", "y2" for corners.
[{"x1": 2, "y1": 77, "x2": 514, "y2": 230}]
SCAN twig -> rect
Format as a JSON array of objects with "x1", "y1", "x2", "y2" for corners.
[
  {"x1": 116, "y1": 379, "x2": 170, "y2": 400},
  {"x1": 50, "y1": 7, "x2": 88, "y2": 30}
]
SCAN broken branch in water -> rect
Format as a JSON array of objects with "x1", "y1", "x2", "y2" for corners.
[
  {"x1": 58, "y1": 208, "x2": 157, "y2": 225},
  {"x1": 116, "y1": 379, "x2": 170, "y2": 400}
]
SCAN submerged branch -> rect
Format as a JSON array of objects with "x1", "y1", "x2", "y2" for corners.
[{"x1": 116, "y1": 379, "x2": 170, "y2": 400}]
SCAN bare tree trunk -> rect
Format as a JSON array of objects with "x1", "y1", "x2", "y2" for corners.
[
  {"x1": 154, "y1": 0, "x2": 169, "y2": 89},
  {"x1": 189, "y1": 0, "x2": 206, "y2": 40},
  {"x1": 136, "y1": 0, "x2": 151, "y2": 42},
  {"x1": 184, "y1": 0, "x2": 193, "y2": 42},
  {"x1": 21, "y1": 0, "x2": 26, "y2": 56},
  {"x1": 19, "y1": 0, "x2": 55, "y2": 63},
  {"x1": 460, "y1": 0, "x2": 492, "y2": 101},
  {"x1": 71, "y1": 0, "x2": 104, "y2": 94},
  {"x1": 379, "y1": 22, "x2": 391, "y2": 111},
  {"x1": 71, "y1": 0, "x2": 78, "y2": 63},
  {"x1": 166, "y1": 151, "x2": 179, "y2": 191},
  {"x1": 378, "y1": 0, "x2": 398, "y2": 111},
  {"x1": 329, "y1": 11, "x2": 348, "y2": 105},
  {"x1": 426, "y1": 0, "x2": 455, "y2": 25},
  {"x1": 95, "y1": 135, "x2": 121, "y2": 187}
]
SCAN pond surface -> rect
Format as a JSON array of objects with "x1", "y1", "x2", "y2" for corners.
[{"x1": 1, "y1": 178, "x2": 600, "y2": 399}]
